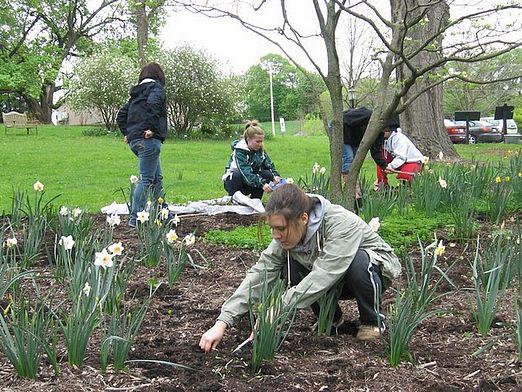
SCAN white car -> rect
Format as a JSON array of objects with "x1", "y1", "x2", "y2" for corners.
[{"x1": 481, "y1": 117, "x2": 519, "y2": 135}]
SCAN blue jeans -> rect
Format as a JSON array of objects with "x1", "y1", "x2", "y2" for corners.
[
  {"x1": 129, "y1": 138, "x2": 164, "y2": 225},
  {"x1": 342, "y1": 144, "x2": 358, "y2": 173}
]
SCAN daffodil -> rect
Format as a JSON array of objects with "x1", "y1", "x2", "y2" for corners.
[
  {"x1": 108, "y1": 241, "x2": 124, "y2": 256},
  {"x1": 438, "y1": 177, "x2": 447, "y2": 188},
  {"x1": 130, "y1": 174, "x2": 138, "y2": 184},
  {"x1": 5, "y1": 237, "x2": 17, "y2": 248},
  {"x1": 82, "y1": 282, "x2": 91, "y2": 297},
  {"x1": 154, "y1": 219, "x2": 162, "y2": 227},
  {"x1": 160, "y1": 208, "x2": 170, "y2": 220},
  {"x1": 59, "y1": 206, "x2": 69, "y2": 216},
  {"x1": 170, "y1": 214, "x2": 180, "y2": 226},
  {"x1": 422, "y1": 156, "x2": 430, "y2": 165},
  {"x1": 166, "y1": 229, "x2": 178, "y2": 244},
  {"x1": 33, "y1": 180, "x2": 44, "y2": 192},
  {"x1": 183, "y1": 233, "x2": 196, "y2": 246},
  {"x1": 59, "y1": 235, "x2": 75, "y2": 250},
  {"x1": 72, "y1": 207, "x2": 82, "y2": 218},
  {"x1": 368, "y1": 217, "x2": 380, "y2": 232},
  {"x1": 518, "y1": 172, "x2": 522, "y2": 178},
  {"x1": 495, "y1": 176, "x2": 502, "y2": 183},
  {"x1": 312, "y1": 162, "x2": 320, "y2": 174},
  {"x1": 438, "y1": 151, "x2": 444, "y2": 160},
  {"x1": 157, "y1": 197, "x2": 164, "y2": 205},
  {"x1": 137, "y1": 211, "x2": 149, "y2": 224},
  {"x1": 106, "y1": 214, "x2": 121, "y2": 227},
  {"x1": 319, "y1": 167, "x2": 327, "y2": 175},
  {"x1": 94, "y1": 248, "x2": 114, "y2": 269},
  {"x1": 286, "y1": 177, "x2": 294, "y2": 184},
  {"x1": 435, "y1": 240, "x2": 445, "y2": 256},
  {"x1": 504, "y1": 176, "x2": 510, "y2": 182}
]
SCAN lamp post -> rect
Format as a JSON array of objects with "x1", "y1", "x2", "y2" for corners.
[
  {"x1": 269, "y1": 68, "x2": 276, "y2": 137},
  {"x1": 348, "y1": 85, "x2": 356, "y2": 108}
]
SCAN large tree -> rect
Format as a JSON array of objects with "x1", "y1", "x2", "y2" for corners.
[
  {"x1": 0, "y1": 0, "x2": 123, "y2": 123},
  {"x1": 173, "y1": 0, "x2": 521, "y2": 206}
]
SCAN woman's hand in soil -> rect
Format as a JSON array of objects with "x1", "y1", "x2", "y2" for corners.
[{"x1": 200, "y1": 320, "x2": 227, "y2": 353}]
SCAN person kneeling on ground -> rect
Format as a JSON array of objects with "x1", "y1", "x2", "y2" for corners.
[
  {"x1": 199, "y1": 184, "x2": 401, "y2": 353},
  {"x1": 375, "y1": 127, "x2": 424, "y2": 190},
  {"x1": 222, "y1": 120, "x2": 281, "y2": 199}
]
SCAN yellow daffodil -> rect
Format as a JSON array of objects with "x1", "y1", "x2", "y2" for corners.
[
  {"x1": 157, "y1": 197, "x2": 164, "y2": 205},
  {"x1": 518, "y1": 172, "x2": 522, "y2": 178},
  {"x1": 94, "y1": 248, "x2": 114, "y2": 269},
  {"x1": 504, "y1": 176, "x2": 510, "y2": 182},
  {"x1": 435, "y1": 240, "x2": 445, "y2": 256},
  {"x1": 59, "y1": 235, "x2": 75, "y2": 250},
  {"x1": 108, "y1": 241, "x2": 124, "y2": 256},
  {"x1": 166, "y1": 229, "x2": 179, "y2": 244},
  {"x1": 495, "y1": 176, "x2": 502, "y2": 183},
  {"x1": 33, "y1": 180, "x2": 44, "y2": 192},
  {"x1": 155, "y1": 219, "x2": 162, "y2": 227}
]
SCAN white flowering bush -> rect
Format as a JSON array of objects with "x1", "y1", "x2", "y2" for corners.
[{"x1": 68, "y1": 50, "x2": 136, "y2": 131}]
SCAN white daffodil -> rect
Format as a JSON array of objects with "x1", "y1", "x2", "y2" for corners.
[
  {"x1": 286, "y1": 177, "x2": 294, "y2": 184},
  {"x1": 438, "y1": 177, "x2": 447, "y2": 188},
  {"x1": 422, "y1": 156, "x2": 430, "y2": 165},
  {"x1": 166, "y1": 229, "x2": 179, "y2": 244},
  {"x1": 82, "y1": 282, "x2": 91, "y2": 297},
  {"x1": 312, "y1": 162, "x2": 321, "y2": 174},
  {"x1": 59, "y1": 235, "x2": 75, "y2": 250},
  {"x1": 435, "y1": 240, "x2": 445, "y2": 256},
  {"x1": 137, "y1": 211, "x2": 149, "y2": 224},
  {"x1": 368, "y1": 217, "x2": 381, "y2": 232},
  {"x1": 183, "y1": 233, "x2": 196, "y2": 246},
  {"x1": 130, "y1": 174, "x2": 139, "y2": 184},
  {"x1": 108, "y1": 241, "x2": 124, "y2": 256},
  {"x1": 319, "y1": 167, "x2": 327, "y2": 175},
  {"x1": 160, "y1": 208, "x2": 170, "y2": 220},
  {"x1": 33, "y1": 180, "x2": 44, "y2": 192},
  {"x1": 72, "y1": 207, "x2": 82, "y2": 218},
  {"x1": 94, "y1": 248, "x2": 114, "y2": 269},
  {"x1": 5, "y1": 237, "x2": 17, "y2": 248},
  {"x1": 59, "y1": 206, "x2": 69, "y2": 216},
  {"x1": 171, "y1": 214, "x2": 180, "y2": 226},
  {"x1": 106, "y1": 214, "x2": 121, "y2": 227},
  {"x1": 438, "y1": 151, "x2": 444, "y2": 160}
]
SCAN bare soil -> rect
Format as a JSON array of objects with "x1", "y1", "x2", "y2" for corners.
[{"x1": 1, "y1": 213, "x2": 521, "y2": 392}]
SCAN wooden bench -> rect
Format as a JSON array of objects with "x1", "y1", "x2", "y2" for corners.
[{"x1": 2, "y1": 111, "x2": 39, "y2": 135}]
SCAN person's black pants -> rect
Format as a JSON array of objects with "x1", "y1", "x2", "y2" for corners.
[
  {"x1": 281, "y1": 249, "x2": 388, "y2": 326},
  {"x1": 224, "y1": 170, "x2": 273, "y2": 199}
]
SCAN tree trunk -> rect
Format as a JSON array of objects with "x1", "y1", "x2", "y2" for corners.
[
  {"x1": 24, "y1": 84, "x2": 54, "y2": 123},
  {"x1": 136, "y1": 0, "x2": 148, "y2": 67},
  {"x1": 396, "y1": 0, "x2": 460, "y2": 161}
]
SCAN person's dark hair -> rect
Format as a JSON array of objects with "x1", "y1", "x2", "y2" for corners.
[
  {"x1": 264, "y1": 184, "x2": 315, "y2": 225},
  {"x1": 138, "y1": 62, "x2": 166, "y2": 86}
]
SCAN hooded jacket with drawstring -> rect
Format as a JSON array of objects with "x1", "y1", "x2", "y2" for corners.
[
  {"x1": 217, "y1": 195, "x2": 401, "y2": 326},
  {"x1": 222, "y1": 139, "x2": 279, "y2": 188}
]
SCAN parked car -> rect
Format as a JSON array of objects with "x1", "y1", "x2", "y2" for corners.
[
  {"x1": 444, "y1": 119, "x2": 467, "y2": 143},
  {"x1": 480, "y1": 117, "x2": 519, "y2": 135},
  {"x1": 453, "y1": 120, "x2": 503, "y2": 144}
]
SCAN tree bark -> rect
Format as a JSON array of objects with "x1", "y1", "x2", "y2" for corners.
[
  {"x1": 395, "y1": 0, "x2": 460, "y2": 160},
  {"x1": 136, "y1": 0, "x2": 149, "y2": 67}
]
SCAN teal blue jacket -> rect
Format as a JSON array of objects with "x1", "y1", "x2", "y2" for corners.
[{"x1": 223, "y1": 139, "x2": 280, "y2": 188}]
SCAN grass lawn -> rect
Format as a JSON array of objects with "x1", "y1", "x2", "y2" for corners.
[{"x1": 0, "y1": 124, "x2": 520, "y2": 213}]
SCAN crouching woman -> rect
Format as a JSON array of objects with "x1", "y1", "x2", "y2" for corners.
[{"x1": 199, "y1": 184, "x2": 401, "y2": 353}]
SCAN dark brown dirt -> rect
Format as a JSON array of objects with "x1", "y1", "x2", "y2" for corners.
[{"x1": 0, "y1": 213, "x2": 520, "y2": 391}]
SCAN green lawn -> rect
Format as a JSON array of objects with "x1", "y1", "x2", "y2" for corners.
[{"x1": 0, "y1": 125, "x2": 520, "y2": 213}]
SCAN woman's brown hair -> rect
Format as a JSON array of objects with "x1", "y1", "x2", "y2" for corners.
[
  {"x1": 243, "y1": 120, "x2": 264, "y2": 140},
  {"x1": 264, "y1": 184, "x2": 315, "y2": 225},
  {"x1": 138, "y1": 62, "x2": 166, "y2": 86}
]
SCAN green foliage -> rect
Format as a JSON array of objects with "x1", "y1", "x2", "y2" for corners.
[
  {"x1": 68, "y1": 50, "x2": 136, "y2": 131},
  {"x1": 316, "y1": 281, "x2": 343, "y2": 336},
  {"x1": 161, "y1": 46, "x2": 241, "y2": 136},
  {"x1": 204, "y1": 223, "x2": 271, "y2": 251}
]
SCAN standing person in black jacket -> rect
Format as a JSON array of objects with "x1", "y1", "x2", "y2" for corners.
[{"x1": 117, "y1": 62, "x2": 168, "y2": 227}]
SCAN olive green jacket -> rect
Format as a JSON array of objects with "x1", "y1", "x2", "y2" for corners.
[{"x1": 218, "y1": 195, "x2": 401, "y2": 326}]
